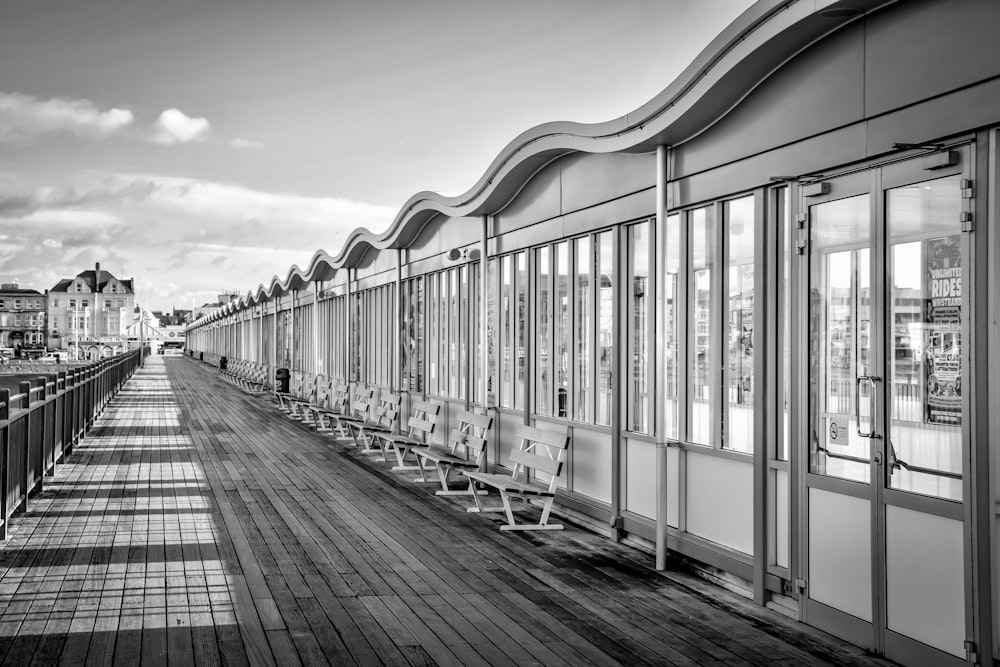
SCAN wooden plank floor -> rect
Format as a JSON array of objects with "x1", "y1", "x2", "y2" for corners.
[{"x1": 0, "y1": 356, "x2": 899, "y2": 666}]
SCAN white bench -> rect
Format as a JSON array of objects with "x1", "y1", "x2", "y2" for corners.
[
  {"x1": 462, "y1": 424, "x2": 569, "y2": 531},
  {"x1": 413, "y1": 411, "x2": 492, "y2": 495}
]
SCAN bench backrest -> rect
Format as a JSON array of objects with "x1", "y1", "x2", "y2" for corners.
[
  {"x1": 329, "y1": 381, "x2": 349, "y2": 412},
  {"x1": 315, "y1": 375, "x2": 330, "y2": 406},
  {"x1": 508, "y1": 424, "x2": 570, "y2": 492},
  {"x1": 349, "y1": 386, "x2": 375, "y2": 419},
  {"x1": 289, "y1": 371, "x2": 303, "y2": 395},
  {"x1": 303, "y1": 373, "x2": 319, "y2": 402},
  {"x1": 370, "y1": 392, "x2": 401, "y2": 430},
  {"x1": 404, "y1": 400, "x2": 441, "y2": 444},
  {"x1": 446, "y1": 410, "x2": 494, "y2": 466}
]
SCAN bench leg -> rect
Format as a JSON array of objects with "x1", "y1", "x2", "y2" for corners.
[
  {"x1": 390, "y1": 444, "x2": 419, "y2": 471},
  {"x1": 412, "y1": 455, "x2": 434, "y2": 483},
  {"x1": 431, "y1": 465, "x2": 486, "y2": 495},
  {"x1": 465, "y1": 482, "x2": 505, "y2": 514},
  {"x1": 498, "y1": 496, "x2": 564, "y2": 531}
]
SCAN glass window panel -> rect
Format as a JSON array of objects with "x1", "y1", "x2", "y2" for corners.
[
  {"x1": 461, "y1": 264, "x2": 470, "y2": 401},
  {"x1": 554, "y1": 242, "x2": 569, "y2": 418},
  {"x1": 515, "y1": 252, "x2": 527, "y2": 411},
  {"x1": 486, "y1": 259, "x2": 496, "y2": 406},
  {"x1": 664, "y1": 214, "x2": 680, "y2": 440},
  {"x1": 500, "y1": 255, "x2": 514, "y2": 409},
  {"x1": 414, "y1": 279, "x2": 423, "y2": 391},
  {"x1": 779, "y1": 188, "x2": 790, "y2": 461},
  {"x1": 726, "y1": 196, "x2": 755, "y2": 453},
  {"x1": 441, "y1": 271, "x2": 450, "y2": 396},
  {"x1": 574, "y1": 236, "x2": 592, "y2": 423},
  {"x1": 428, "y1": 274, "x2": 439, "y2": 395},
  {"x1": 689, "y1": 206, "x2": 717, "y2": 446},
  {"x1": 596, "y1": 231, "x2": 615, "y2": 426},
  {"x1": 451, "y1": 268, "x2": 461, "y2": 398},
  {"x1": 628, "y1": 222, "x2": 650, "y2": 433},
  {"x1": 809, "y1": 194, "x2": 871, "y2": 483},
  {"x1": 536, "y1": 246, "x2": 551, "y2": 416},
  {"x1": 887, "y1": 175, "x2": 962, "y2": 500}
]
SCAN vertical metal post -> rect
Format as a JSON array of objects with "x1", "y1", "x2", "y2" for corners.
[
  {"x1": 19, "y1": 381, "x2": 30, "y2": 513},
  {"x1": 396, "y1": 249, "x2": 403, "y2": 396},
  {"x1": 0, "y1": 388, "x2": 8, "y2": 540},
  {"x1": 655, "y1": 144, "x2": 669, "y2": 569},
  {"x1": 272, "y1": 299, "x2": 278, "y2": 387},
  {"x1": 314, "y1": 281, "x2": 320, "y2": 375}
]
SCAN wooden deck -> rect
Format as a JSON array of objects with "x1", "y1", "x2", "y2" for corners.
[{"x1": 0, "y1": 356, "x2": 898, "y2": 666}]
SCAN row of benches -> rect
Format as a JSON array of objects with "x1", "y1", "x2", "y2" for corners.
[
  {"x1": 218, "y1": 359, "x2": 269, "y2": 393},
  {"x1": 273, "y1": 376, "x2": 571, "y2": 532}
]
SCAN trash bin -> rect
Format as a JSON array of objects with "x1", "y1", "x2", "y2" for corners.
[
  {"x1": 199, "y1": 352, "x2": 204, "y2": 361},
  {"x1": 275, "y1": 368, "x2": 290, "y2": 393},
  {"x1": 219, "y1": 356, "x2": 228, "y2": 370}
]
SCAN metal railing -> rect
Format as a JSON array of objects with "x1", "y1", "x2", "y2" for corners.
[{"x1": 0, "y1": 349, "x2": 144, "y2": 539}]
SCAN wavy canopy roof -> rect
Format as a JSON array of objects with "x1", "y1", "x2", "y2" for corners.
[{"x1": 195, "y1": 0, "x2": 894, "y2": 325}]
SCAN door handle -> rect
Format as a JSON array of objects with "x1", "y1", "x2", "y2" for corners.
[{"x1": 855, "y1": 376, "x2": 880, "y2": 439}]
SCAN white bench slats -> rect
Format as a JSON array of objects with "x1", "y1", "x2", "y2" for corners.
[
  {"x1": 463, "y1": 423, "x2": 569, "y2": 531},
  {"x1": 413, "y1": 411, "x2": 492, "y2": 495},
  {"x1": 373, "y1": 400, "x2": 440, "y2": 469}
]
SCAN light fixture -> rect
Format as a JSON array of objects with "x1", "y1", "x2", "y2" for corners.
[{"x1": 447, "y1": 248, "x2": 482, "y2": 262}]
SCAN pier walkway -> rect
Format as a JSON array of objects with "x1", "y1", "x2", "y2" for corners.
[{"x1": 0, "y1": 356, "x2": 896, "y2": 666}]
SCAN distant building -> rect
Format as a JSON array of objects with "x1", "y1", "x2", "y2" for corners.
[
  {"x1": 0, "y1": 283, "x2": 47, "y2": 354},
  {"x1": 192, "y1": 291, "x2": 242, "y2": 321},
  {"x1": 47, "y1": 263, "x2": 136, "y2": 360},
  {"x1": 151, "y1": 308, "x2": 193, "y2": 327}
]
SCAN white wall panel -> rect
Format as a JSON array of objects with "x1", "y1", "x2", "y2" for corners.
[
  {"x1": 570, "y1": 427, "x2": 611, "y2": 504},
  {"x1": 686, "y1": 451, "x2": 753, "y2": 555},
  {"x1": 624, "y1": 438, "x2": 656, "y2": 519},
  {"x1": 808, "y1": 488, "x2": 871, "y2": 622},
  {"x1": 886, "y1": 505, "x2": 964, "y2": 658}
]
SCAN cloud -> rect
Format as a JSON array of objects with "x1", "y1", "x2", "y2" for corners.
[
  {"x1": 230, "y1": 138, "x2": 264, "y2": 150},
  {"x1": 153, "y1": 108, "x2": 210, "y2": 145},
  {"x1": 0, "y1": 172, "x2": 397, "y2": 310},
  {"x1": 0, "y1": 92, "x2": 134, "y2": 142}
]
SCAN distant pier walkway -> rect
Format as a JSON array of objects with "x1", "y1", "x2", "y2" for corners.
[{"x1": 0, "y1": 356, "x2": 896, "y2": 666}]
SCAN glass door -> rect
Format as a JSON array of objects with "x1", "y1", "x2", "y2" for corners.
[{"x1": 802, "y1": 147, "x2": 971, "y2": 665}]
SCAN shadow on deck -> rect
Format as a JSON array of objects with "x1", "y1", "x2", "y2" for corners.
[{"x1": 0, "y1": 356, "x2": 897, "y2": 666}]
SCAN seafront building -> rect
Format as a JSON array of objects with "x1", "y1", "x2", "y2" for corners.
[
  {"x1": 0, "y1": 283, "x2": 47, "y2": 354},
  {"x1": 186, "y1": 1, "x2": 1000, "y2": 664},
  {"x1": 47, "y1": 263, "x2": 136, "y2": 359}
]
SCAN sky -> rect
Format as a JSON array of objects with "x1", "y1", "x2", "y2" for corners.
[{"x1": 0, "y1": 0, "x2": 755, "y2": 312}]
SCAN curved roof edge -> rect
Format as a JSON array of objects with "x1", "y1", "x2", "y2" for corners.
[{"x1": 193, "y1": 0, "x2": 896, "y2": 326}]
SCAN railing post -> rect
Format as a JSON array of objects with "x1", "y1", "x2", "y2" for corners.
[
  {"x1": 18, "y1": 381, "x2": 29, "y2": 514},
  {"x1": 0, "y1": 388, "x2": 8, "y2": 540},
  {"x1": 57, "y1": 371, "x2": 67, "y2": 464}
]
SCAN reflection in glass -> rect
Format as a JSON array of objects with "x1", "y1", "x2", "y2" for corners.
[
  {"x1": 500, "y1": 256, "x2": 513, "y2": 409},
  {"x1": 628, "y1": 222, "x2": 650, "y2": 433},
  {"x1": 726, "y1": 196, "x2": 755, "y2": 453},
  {"x1": 484, "y1": 260, "x2": 494, "y2": 405},
  {"x1": 779, "y1": 188, "x2": 790, "y2": 460},
  {"x1": 555, "y1": 242, "x2": 569, "y2": 418},
  {"x1": 536, "y1": 247, "x2": 551, "y2": 416},
  {"x1": 515, "y1": 253, "x2": 527, "y2": 411},
  {"x1": 574, "y1": 236, "x2": 592, "y2": 422},
  {"x1": 428, "y1": 274, "x2": 438, "y2": 395},
  {"x1": 689, "y1": 207, "x2": 716, "y2": 445},
  {"x1": 664, "y1": 214, "x2": 679, "y2": 439},
  {"x1": 887, "y1": 175, "x2": 962, "y2": 501},
  {"x1": 596, "y1": 232, "x2": 614, "y2": 426},
  {"x1": 809, "y1": 194, "x2": 871, "y2": 483},
  {"x1": 450, "y1": 268, "x2": 460, "y2": 398}
]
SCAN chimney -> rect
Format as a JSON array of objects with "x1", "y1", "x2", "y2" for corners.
[{"x1": 95, "y1": 262, "x2": 101, "y2": 286}]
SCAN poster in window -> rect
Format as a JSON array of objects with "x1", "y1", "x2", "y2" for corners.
[{"x1": 924, "y1": 235, "x2": 962, "y2": 426}]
